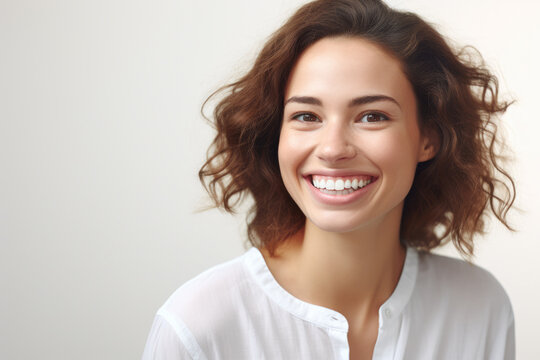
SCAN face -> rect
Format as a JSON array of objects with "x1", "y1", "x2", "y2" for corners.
[{"x1": 278, "y1": 36, "x2": 435, "y2": 234}]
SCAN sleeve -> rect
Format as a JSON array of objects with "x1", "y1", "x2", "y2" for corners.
[
  {"x1": 486, "y1": 295, "x2": 516, "y2": 360},
  {"x1": 142, "y1": 311, "x2": 204, "y2": 360},
  {"x1": 502, "y1": 312, "x2": 516, "y2": 360}
]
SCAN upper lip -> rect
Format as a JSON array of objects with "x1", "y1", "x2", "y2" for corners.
[{"x1": 303, "y1": 169, "x2": 378, "y2": 178}]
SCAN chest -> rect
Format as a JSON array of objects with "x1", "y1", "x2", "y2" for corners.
[{"x1": 347, "y1": 316, "x2": 379, "y2": 360}]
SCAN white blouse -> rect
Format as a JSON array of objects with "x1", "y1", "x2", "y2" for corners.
[{"x1": 142, "y1": 247, "x2": 515, "y2": 359}]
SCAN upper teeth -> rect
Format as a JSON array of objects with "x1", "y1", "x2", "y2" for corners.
[{"x1": 312, "y1": 177, "x2": 372, "y2": 191}]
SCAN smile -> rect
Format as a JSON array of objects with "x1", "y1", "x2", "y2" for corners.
[{"x1": 311, "y1": 175, "x2": 374, "y2": 195}]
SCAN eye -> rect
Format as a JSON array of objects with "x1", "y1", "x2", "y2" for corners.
[
  {"x1": 292, "y1": 113, "x2": 320, "y2": 122},
  {"x1": 358, "y1": 112, "x2": 389, "y2": 123}
]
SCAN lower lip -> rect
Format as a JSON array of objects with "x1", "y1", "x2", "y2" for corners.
[{"x1": 305, "y1": 177, "x2": 377, "y2": 206}]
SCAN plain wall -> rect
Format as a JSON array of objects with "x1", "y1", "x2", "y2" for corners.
[{"x1": 1, "y1": 0, "x2": 538, "y2": 358}]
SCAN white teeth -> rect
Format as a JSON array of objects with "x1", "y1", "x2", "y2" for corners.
[
  {"x1": 325, "y1": 179, "x2": 335, "y2": 190},
  {"x1": 311, "y1": 176, "x2": 373, "y2": 194},
  {"x1": 320, "y1": 188, "x2": 355, "y2": 195}
]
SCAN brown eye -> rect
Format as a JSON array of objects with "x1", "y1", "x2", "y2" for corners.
[
  {"x1": 293, "y1": 113, "x2": 319, "y2": 122},
  {"x1": 359, "y1": 112, "x2": 389, "y2": 123}
]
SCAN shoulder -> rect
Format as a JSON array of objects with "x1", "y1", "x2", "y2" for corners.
[
  {"x1": 144, "y1": 251, "x2": 260, "y2": 359},
  {"x1": 417, "y1": 251, "x2": 509, "y2": 298},
  {"x1": 160, "y1": 250, "x2": 254, "y2": 318},
  {"x1": 403, "y1": 250, "x2": 515, "y2": 358},
  {"x1": 155, "y1": 249, "x2": 262, "y2": 343},
  {"x1": 413, "y1": 250, "x2": 513, "y2": 323},
  {"x1": 149, "y1": 248, "x2": 278, "y2": 357}
]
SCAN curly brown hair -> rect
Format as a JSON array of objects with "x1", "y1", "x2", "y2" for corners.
[{"x1": 199, "y1": 0, "x2": 515, "y2": 258}]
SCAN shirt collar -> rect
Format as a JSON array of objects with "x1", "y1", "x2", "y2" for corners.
[{"x1": 243, "y1": 246, "x2": 418, "y2": 332}]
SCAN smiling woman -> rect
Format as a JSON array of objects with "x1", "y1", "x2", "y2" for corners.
[
  {"x1": 143, "y1": 0, "x2": 515, "y2": 359},
  {"x1": 278, "y1": 37, "x2": 434, "y2": 236}
]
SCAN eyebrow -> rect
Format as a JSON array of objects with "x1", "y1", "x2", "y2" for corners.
[{"x1": 284, "y1": 95, "x2": 401, "y2": 109}]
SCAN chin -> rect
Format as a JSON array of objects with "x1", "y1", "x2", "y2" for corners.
[{"x1": 307, "y1": 216, "x2": 368, "y2": 234}]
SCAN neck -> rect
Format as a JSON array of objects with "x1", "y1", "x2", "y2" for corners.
[{"x1": 261, "y1": 206, "x2": 406, "y2": 322}]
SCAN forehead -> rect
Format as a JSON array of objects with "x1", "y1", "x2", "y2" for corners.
[{"x1": 285, "y1": 36, "x2": 415, "y2": 106}]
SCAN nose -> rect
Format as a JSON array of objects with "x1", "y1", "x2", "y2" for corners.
[{"x1": 315, "y1": 121, "x2": 356, "y2": 163}]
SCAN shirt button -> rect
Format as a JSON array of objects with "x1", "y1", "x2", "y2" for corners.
[
  {"x1": 384, "y1": 308, "x2": 392, "y2": 318},
  {"x1": 330, "y1": 315, "x2": 339, "y2": 321}
]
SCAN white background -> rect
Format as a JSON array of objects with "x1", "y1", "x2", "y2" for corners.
[{"x1": 1, "y1": 0, "x2": 538, "y2": 359}]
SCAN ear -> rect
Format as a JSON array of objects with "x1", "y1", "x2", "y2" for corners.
[{"x1": 417, "y1": 131, "x2": 439, "y2": 162}]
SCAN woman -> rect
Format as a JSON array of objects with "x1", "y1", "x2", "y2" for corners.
[{"x1": 143, "y1": 0, "x2": 515, "y2": 359}]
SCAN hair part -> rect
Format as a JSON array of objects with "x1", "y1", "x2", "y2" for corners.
[{"x1": 199, "y1": 0, "x2": 515, "y2": 259}]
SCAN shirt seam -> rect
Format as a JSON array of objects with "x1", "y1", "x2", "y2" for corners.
[{"x1": 156, "y1": 308, "x2": 209, "y2": 360}]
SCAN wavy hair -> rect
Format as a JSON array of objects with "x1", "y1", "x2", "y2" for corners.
[{"x1": 199, "y1": 0, "x2": 515, "y2": 258}]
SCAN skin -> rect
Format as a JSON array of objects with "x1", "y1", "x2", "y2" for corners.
[{"x1": 261, "y1": 36, "x2": 436, "y2": 359}]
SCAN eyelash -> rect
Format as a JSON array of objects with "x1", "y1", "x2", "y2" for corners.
[
  {"x1": 358, "y1": 112, "x2": 389, "y2": 123},
  {"x1": 292, "y1": 113, "x2": 319, "y2": 122},
  {"x1": 291, "y1": 112, "x2": 390, "y2": 123}
]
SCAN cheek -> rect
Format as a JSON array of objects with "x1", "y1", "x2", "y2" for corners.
[
  {"x1": 277, "y1": 129, "x2": 290, "y2": 176},
  {"x1": 277, "y1": 129, "x2": 300, "y2": 187},
  {"x1": 277, "y1": 128, "x2": 314, "y2": 209},
  {"x1": 363, "y1": 130, "x2": 419, "y2": 179},
  {"x1": 278, "y1": 128, "x2": 310, "y2": 170}
]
